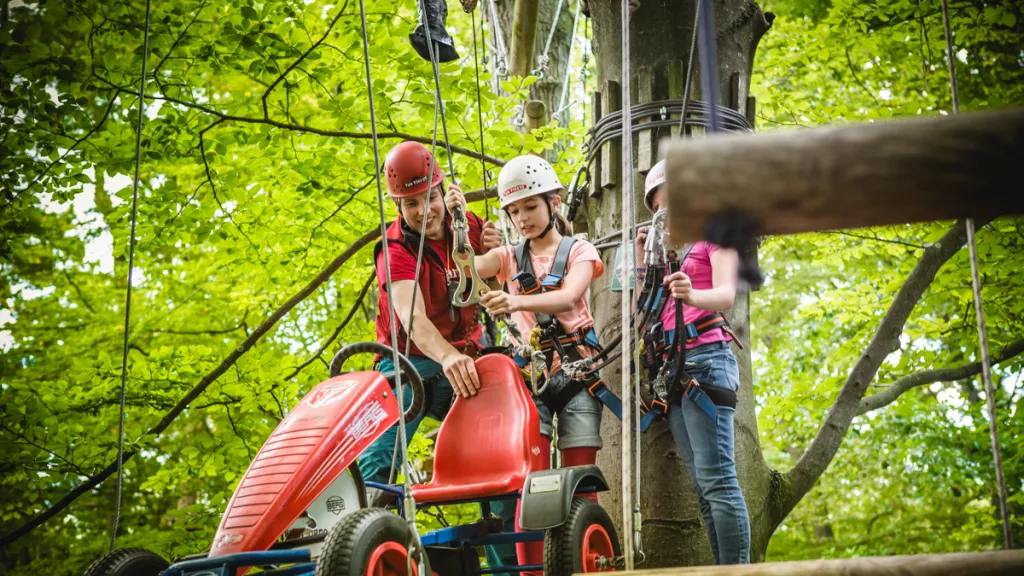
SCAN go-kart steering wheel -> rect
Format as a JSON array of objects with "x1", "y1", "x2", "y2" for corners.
[{"x1": 329, "y1": 342, "x2": 425, "y2": 424}]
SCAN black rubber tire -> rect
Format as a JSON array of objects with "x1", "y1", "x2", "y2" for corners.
[
  {"x1": 544, "y1": 497, "x2": 621, "y2": 576},
  {"x1": 315, "y1": 508, "x2": 429, "y2": 576},
  {"x1": 82, "y1": 548, "x2": 169, "y2": 576},
  {"x1": 329, "y1": 342, "x2": 425, "y2": 424}
]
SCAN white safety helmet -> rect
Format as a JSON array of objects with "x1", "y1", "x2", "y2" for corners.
[
  {"x1": 644, "y1": 159, "x2": 667, "y2": 212},
  {"x1": 498, "y1": 155, "x2": 564, "y2": 209}
]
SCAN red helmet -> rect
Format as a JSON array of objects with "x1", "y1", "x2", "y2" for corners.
[{"x1": 384, "y1": 141, "x2": 445, "y2": 198}]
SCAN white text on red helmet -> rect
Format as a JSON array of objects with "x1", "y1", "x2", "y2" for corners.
[{"x1": 502, "y1": 184, "x2": 527, "y2": 197}]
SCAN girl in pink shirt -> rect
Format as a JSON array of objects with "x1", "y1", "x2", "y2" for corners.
[{"x1": 635, "y1": 159, "x2": 750, "y2": 565}]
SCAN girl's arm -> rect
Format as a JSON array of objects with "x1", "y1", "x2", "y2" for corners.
[
  {"x1": 481, "y1": 261, "x2": 595, "y2": 315},
  {"x1": 474, "y1": 246, "x2": 504, "y2": 279},
  {"x1": 666, "y1": 248, "x2": 738, "y2": 311}
]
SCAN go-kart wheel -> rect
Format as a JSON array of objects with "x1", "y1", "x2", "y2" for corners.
[
  {"x1": 329, "y1": 342, "x2": 425, "y2": 423},
  {"x1": 315, "y1": 508, "x2": 429, "y2": 576},
  {"x1": 543, "y1": 497, "x2": 621, "y2": 575},
  {"x1": 82, "y1": 548, "x2": 169, "y2": 576}
]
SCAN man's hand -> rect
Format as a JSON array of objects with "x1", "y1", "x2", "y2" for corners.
[
  {"x1": 444, "y1": 182, "x2": 466, "y2": 215},
  {"x1": 664, "y1": 271, "x2": 693, "y2": 303},
  {"x1": 441, "y1": 351, "x2": 480, "y2": 398},
  {"x1": 481, "y1": 290, "x2": 519, "y2": 315},
  {"x1": 480, "y1": 220, "x2": 502, "y2": 251}
]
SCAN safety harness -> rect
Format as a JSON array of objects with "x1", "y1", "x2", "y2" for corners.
[
  {"x1": 633, "y1": 239, "x2": 743, "y2": 431},
  {"x1": 512, "y1": 236, "x2": 623, "y2": 418}
]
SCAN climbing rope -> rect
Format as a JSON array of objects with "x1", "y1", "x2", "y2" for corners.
[
  {"x1": 534, "y1": 0, "x2": 566, "y2": 79},
  {"x1": 486, "y1": 0, "x2": 509, "y2": 80},
  {"x1": 110, "y1": 0, "x2": 152, "y2": 553},
  {"x1": 695, "y1": 0, "x2": 722, "y2": 133},
  {"x1": 555, "y1": 0, "x2": 585, "y2": 125},
  {"x1": 358, "y1": 0, "x2": 438, "y2": 570},
  {"x1": 678, "y1": 0, "x2": 701, "y2": 134},
  {"x1": 618, "y1": 0, "x2": 637, "y2": 568},
  {"x1": 470, "y1": 8, "x2": 491, "y2": 220},
  {"x1": 939, "y1": 0, "x2": 1012, "y2": 550}
]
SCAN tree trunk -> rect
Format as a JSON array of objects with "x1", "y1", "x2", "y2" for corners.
[
  {"x1": 585, "y1": 0, "x2": 772, "y2": 566},
  {"x1": 493, "y1": 0, "x2": 579, "y2": 114}
]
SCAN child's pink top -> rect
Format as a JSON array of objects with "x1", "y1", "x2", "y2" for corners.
[
  {"x1": 495, "y1": 240, "x2": 605, "y2": 372},
  {"x1": 660, "y1": 241, "x2": 733, "y2": 348}
]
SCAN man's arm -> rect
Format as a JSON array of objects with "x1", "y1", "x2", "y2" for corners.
[{"x1": 389, "y1": 279, "x2": 480, "y2": 397}]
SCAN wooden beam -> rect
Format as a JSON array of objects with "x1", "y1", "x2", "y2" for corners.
[
  {"x1": 601, "y1": 80, "x2": 622, "y2": 191},
  {"x1": 665, "y1": 108, "x2": 1024, "y2": 243},
  {"x1": 626, "y1": 550, "x2": 1024, "y2": 575},
  {"x1": 508, "y1": 0, "x2": 541, "y2": 78},
  {"x1": 637, "y1": 66, "x2": 656, "y2": 173},
  {"x1": 524, "y1": 99, "x2": 548, "y2": 132}
]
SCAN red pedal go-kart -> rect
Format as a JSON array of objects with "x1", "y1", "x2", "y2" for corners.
[{"x1": 84, "y1": 342, "x2": 621, "y2": 576}]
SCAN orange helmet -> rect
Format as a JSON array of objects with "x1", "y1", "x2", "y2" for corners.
[{"x1": 383, "y1": 141, "x2": 445, "y2": 198}]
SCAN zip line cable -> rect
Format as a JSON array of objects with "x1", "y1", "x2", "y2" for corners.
[
  {"x1": 111, "y1": 0, "x2": 152, "y2": 553},
  {"x1": 939, "y1": 0, "x2": 1012, "y2": 550}
]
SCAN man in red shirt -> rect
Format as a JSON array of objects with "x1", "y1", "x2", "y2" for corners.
[{"x1": 360, "y1": 141, "x2": 501, "y2": 487}]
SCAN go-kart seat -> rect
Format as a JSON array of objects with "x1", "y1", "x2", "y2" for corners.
[{"x1": 411, "y1": 354, "x2": 546, "y2": 503}]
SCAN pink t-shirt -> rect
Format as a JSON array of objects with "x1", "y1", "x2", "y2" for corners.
[
  {"x1": 661, "y1": 241, "x2": 733, "y2": 348},
  {"x1": 495, "y1": 240, "x2": 605, "y2": 371}
]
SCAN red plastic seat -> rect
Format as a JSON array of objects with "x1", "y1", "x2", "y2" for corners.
[{"x1": 412, "y1": 354, "x2": 546, "y2": 503}]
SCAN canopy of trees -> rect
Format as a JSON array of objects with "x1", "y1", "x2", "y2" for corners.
[{"x1": 1, "y1": 0, "x2": 1021, "y2": 574}]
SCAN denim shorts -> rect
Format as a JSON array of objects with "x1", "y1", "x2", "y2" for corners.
[{"x1": 535, "y1": 389, "x2": 603, "y2": 450}]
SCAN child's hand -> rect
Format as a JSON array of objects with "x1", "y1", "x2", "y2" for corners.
[
  {"x1": 481, "y1": 290, "x2": 518, "y2": 315},
  {"x1": 664, "y1": 271, "x2": 693, "y2": 304},
  {"x1": 481, "y1": 221, "x2": 502, "y2": 251}
]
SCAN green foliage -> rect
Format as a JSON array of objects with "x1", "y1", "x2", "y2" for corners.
[
  {"x1": 0, "y1": 0, "x2": 585, "y2": 573},
  {"x1": 752, "y1": 0, "x2": 1024, "y2": 558},
  {"x1": 2, "y1": 0, "x2": 1022, "y2": 572}
]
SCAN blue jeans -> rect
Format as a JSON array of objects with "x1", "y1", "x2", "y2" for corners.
[
  {"x1": 666, "y1": 341, "x2": 750, "y2": 564},
  {"x1": 357, "y1": 356, "x2": 518, "y2": 574}
]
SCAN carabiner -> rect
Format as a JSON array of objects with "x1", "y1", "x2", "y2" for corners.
[{"x1": 450, "y1": 208, "x2": 489, "y2": 308}]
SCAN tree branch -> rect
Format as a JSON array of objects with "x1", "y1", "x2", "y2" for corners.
[
  {"x1": 777, "y1": 218, "x2": 989, "y2": 527},
  {"x1": 0, "y1": 423, "x2": 88, "y2": 477},
  {"x1": 283, "y1": 271, "x2": 376, "y2": 382},
  {"x1": 0, "y1": 226, "x2": 383, "y2": 548},
  {"x1": 3, "y1": 91, "x2": 118, "y2": 211},
  {"x1": 262, "y1": 0, "x2": 350, "y2": 119},
  {"x1": 858, "y1": 337, "x2": 1024, "y2": 414},
  {"x1": 135, "y1": 91, "x2": 506, "y2": 167}
]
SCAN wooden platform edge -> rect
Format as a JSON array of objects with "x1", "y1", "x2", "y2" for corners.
[{"x1": 622, "y1": 549, "x2": 1024, "y2": 576}]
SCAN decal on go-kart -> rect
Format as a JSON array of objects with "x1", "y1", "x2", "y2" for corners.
[
  {"x1": 208, "y1": 370, "x2": 399, "y2": 559},
  {"x1": 283, "y1": 468, "x2": 364, "y2": 559}
]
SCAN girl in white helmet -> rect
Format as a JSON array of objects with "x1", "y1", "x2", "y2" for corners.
[
  {"x1": 636, "y1": 158, "x2": 750, "y2": 565},
  {"x1": 470, "y1": 154, "x2": 606, "y2": 571}
]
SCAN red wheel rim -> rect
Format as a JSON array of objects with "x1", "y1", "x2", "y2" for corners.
[
  {"x1": 581, "y1": 524, "x2": 615, "y2": 572},
  {"x1": 366, "y1": 542, "x2": 418, "y2": 576}
]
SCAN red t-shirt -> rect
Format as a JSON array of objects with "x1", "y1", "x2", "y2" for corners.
[{"x1": 373, "y1": 214, "x2": 485, "y2": 358}]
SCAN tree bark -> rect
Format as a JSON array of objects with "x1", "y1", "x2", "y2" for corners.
[
  {"x1": 586, "y1": 0, "x2": 771, "y2": 566},
  {"x1": 509, "y1": 0, "x2": 543, "y2": 77}
]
